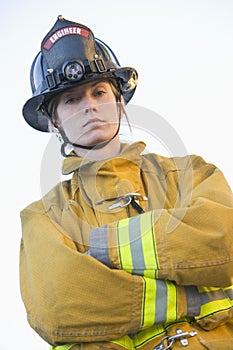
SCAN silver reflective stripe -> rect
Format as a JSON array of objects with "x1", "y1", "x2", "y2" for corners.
[
  {"x1": 155, "y1": 281, "x2": 168, "y2": 323},
  {"x1": 200, "y1": 289, "x2": 228, "y2": 304},
  {"x1": 225, "y1": 288, "x2": 233, "y2": 300},
  {"x1": 128, "y1": 216, "x2": 146, "y2": 274},
  {"x1": 89, "y1": 225, "x2": 111, "y2": 266},
  {"x1": 185, "y1": 286, "x2": 202, "y2": 316}
]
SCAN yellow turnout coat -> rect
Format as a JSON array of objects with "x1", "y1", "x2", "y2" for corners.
[{"x1": 20, "y1": 142, "x2": 233, "y2": 349}]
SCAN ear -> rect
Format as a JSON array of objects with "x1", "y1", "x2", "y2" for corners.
[
  {"x1": 52, "y1": 115, "x2": 62, "y2": 127},
  {"x1": 49, "y1": 118, "x2": 61, "y2": 133}
]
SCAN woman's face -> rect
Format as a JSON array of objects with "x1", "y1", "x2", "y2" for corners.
[{"x1": 55, "y1": 80, "x2": 120, "y2": 147}]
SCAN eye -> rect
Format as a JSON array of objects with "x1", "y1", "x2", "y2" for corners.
[
  {"x1": 65, "y1": 97, "x2": 75, "y2": 104},
  {"x1": 65, "y1": 95, "x2": 82, "y2": 104},
  {"x1": 94, "y1": 89, "x2": 106, "y2": 97}
]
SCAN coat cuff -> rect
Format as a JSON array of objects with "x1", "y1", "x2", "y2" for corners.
[
  {"x1": 141, "y1": 279, "x2": 201, "y2": 329},
  {"x1": 89, "y1": 211, "x2": 159, "y2": 275}
]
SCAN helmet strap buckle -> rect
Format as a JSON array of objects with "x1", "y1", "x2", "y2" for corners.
[
  {"x1": 46, "y1": 70, "x2": 61, "y2": 89},
  {"x1": 94, "y1": 58, "x2": 107, "y2": 73}
]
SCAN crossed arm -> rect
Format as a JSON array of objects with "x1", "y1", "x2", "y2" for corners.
[{"x1": 20, "y1": 163, "x2": 233, "y2": 345}]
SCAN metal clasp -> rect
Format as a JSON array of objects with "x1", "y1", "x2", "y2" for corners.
[
  {"x1": 153, "y1": 329, "x2": 197, "y2": 349},
  {"x1": 96, "y1": 193, "x2": 148, "y2": 214},
  {"x1": 108, "y1": 193, "x2": 148, "y2": 210}
]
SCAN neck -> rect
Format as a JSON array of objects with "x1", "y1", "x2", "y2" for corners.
[{"x1": 73, "y1": 136, "x2": 121, "y2": 160}]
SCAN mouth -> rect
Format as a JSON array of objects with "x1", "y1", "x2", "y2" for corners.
[{"x1": 83, "y1": 118, "x2": 104, "y2": 127}]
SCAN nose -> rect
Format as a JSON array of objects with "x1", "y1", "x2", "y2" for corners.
[{"x1": 82, "y1": 93, "x2": 97, "y2": 114}]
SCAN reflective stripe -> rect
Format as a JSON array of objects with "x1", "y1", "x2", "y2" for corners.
[
  {"x1": 111, "y1": 335, "x2": 135, "y2": 349},
  {"x1": 50, "y1": 344, "x2": 76, "y2": 350},
  {"x1": 166, "y1": 281, "x2": 177, "y2": 322},
  {"x1": 142, "y1": 278, "x2": 178, "y2": 328},
  {"x1": 89, "y1": 224, "x2": 111, "y2": 266},
  {"x1": 49, "y1": 287, "x2": 233, "y2": 350},
  {"x1": 133, "y1": 325, "x2": 165, "y2": 349},
  {"x1": 129, "y1": 216, "x2": 145, "y2": 274},
  {"x1": 199, "y1": 298, "x2": 232, "y2": 318},
  {"x1": 142, "y1": 277, "x2": 156, "y2": 327},
  {"x1": 117, "y1": 212, "x2": 159, "y2": 277},
  {"x1": 111, "y1": 325, "x2": 166, "y2": 349},
  {"x1": 185, "y1": 286, "x2": 202, "y2": 316},
  {"x1": 156, "y1": 280, "x2": 168, "y2": 323},
  {"x1": 140, "y1": 211, "x2": 159, "y2": 278},
  {"x1": 223, "y1": 286, "x2": 233, "y2": 302},
  {"x1": 195, "y1": 285, "x2": 233, "y2": 320},
  {"x1": 117, "y1": 218, "x2": 133, "y2": 273}
]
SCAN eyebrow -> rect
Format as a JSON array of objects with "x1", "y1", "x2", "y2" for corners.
[{"x1": 62, "y1": 81, "x2": 109, "y2": 96}]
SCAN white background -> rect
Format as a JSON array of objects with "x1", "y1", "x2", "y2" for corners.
[{"x1": 1, "y1": 0, "x2": 233, "y2": 349}]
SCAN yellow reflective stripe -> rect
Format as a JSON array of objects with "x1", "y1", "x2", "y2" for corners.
[
  {"x1": 117, "y1": 212, "x2": 160, "y2": 277},
  {"x1": 198, "y1": 286, "x2": 219, "y2": 292},
  {"x1": 117, "y1": 218, "x2": 133, "y2": 273},
  {"x1": 134, "y1": 324, "x2": 165, "y2": 349},
  {"x1": 142, "y1": 278, "x2": 178, "y2": 328},
  {"x1": 50, "y1": 344, "x2": 76, "y2": 350},
  {"x1": 223, "y1": 285, "x2": 233, "y2": 293},
  {"x1": 166, "y1": 281, "x2": 177, "y2": 322},
  {"x1": 111, "y1": 335, "x2": 134, "y2": 349},
  {"x1": 142, "y1": 277, "x2": 156, "y2": 328},
  {"x1": 195, "y1": 286, "x2": 233, "y2": 320},
  {"x1": 197, "y1": 298, "x2": 232, "y2": 320},
  {"x1": 140, "y1": 211, "x2": 159, "y2": 278}
]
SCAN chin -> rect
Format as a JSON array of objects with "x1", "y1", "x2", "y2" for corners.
[
  {"x1": 79, "y1": 132, "x2": 114, "y2": 146},
  {"x1": 84, "y1": 138, "x2": 110, "y2": 147}
]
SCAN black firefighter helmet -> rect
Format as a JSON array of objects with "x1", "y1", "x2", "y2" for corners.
[{"x1": 22, "y1": 15, "x2": 138, "y2": 132}]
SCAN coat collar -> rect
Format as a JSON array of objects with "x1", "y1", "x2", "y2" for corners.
[
  {"x1": 62, "y1": 142, "x2": 147, "y2": 203},
  {"x1": 62, "y1": 141, "x2": 146, "y2": 175}
]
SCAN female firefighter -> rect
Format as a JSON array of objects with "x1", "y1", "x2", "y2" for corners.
[{"x1": 20, "y1": 15, "x2": 233, "y2": 350}]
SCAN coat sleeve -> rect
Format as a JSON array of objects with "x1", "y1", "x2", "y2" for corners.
[
  {"x1": 20, "y1": 200, "x2": 194, "y2": 345},
  {"x1": 89, "y1": 158, "x2": 233, "y2": 287}
]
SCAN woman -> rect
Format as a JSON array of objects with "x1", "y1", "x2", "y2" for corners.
[{"x1": 20, "y1": 16, "x2": 233, "y2": 349}]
